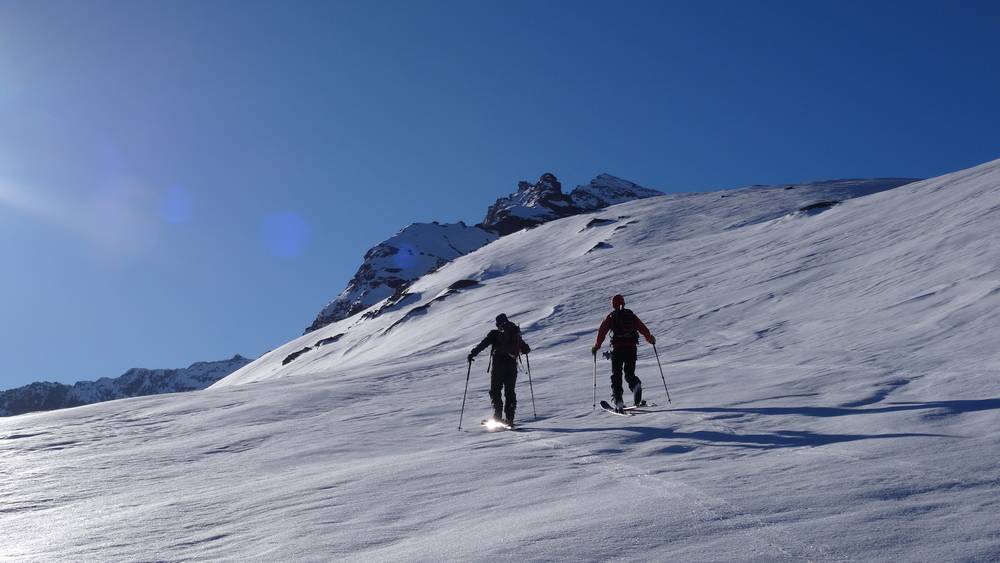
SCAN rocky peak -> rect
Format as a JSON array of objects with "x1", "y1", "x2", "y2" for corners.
[
  {"x1": 516, "y1": 172, "x2": 561, "y2": 193},
  {"x1": 535, "y1": 172, "x2": 563, "y2": 192},
  {"x1": 481, "y1": 173, "x2": 580, "y2": 235},
  {"x1": 480, "y1": 172, "x2": 663, "y2": 236}
]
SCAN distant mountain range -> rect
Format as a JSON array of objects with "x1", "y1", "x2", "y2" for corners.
[{"x1": 0, "y1": 355, "x2": 251, "y2": 417}]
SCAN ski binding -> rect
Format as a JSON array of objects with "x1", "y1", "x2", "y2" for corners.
[{"x1": 599, "y1": 400, "x2": 632, "y2": 416}]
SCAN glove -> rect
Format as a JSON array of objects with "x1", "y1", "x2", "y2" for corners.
[
  {"x1": 591, "y1": 346, "x2": 598, "y2": 356},
  {"x1": 647, "y1": 335, "x2": 656, "y2": 345},
  {"x1": 467, "y1": 353, "x2": 475, "y2": 363}
]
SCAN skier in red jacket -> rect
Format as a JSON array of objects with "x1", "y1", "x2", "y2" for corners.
[{"x1": 591, "y1": 294, "x2": 655, "y2": 412}]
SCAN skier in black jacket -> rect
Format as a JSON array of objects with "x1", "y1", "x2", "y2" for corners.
[{"x1": 468, "y1": 313, "x2": 531, "y2": 426}]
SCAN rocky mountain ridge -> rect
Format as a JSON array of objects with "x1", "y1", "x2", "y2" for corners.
[
  {"x1": 306, "y1": 172, "x2": 662, "y2": 331},
  {"x1": 481, "y1": 172, "x2": 662, "y2": 235},
  {"x1": 0, "y1": 355, "x2": 251, "y2": 417}
]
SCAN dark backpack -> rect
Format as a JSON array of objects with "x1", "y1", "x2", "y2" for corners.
[
  {"x1": 610, "y1": 309, "x2": 639, "y2": 345},
  {"x1": 496, "y1": 322, "x2": 522, "y2": 360}
]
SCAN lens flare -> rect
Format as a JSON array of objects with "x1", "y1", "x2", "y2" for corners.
[
  {"x1": 159, "y1": 186, "x2": 193, "y2": 224},
  {"x1": 0, "y1": 175, "x2": 160, "y2": 260},
  {"x1": 260, "y1": 212, "x2": 309, "y2": 258}
]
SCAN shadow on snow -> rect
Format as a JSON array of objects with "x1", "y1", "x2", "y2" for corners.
[
  {"x1": 538, "y1": 425, "x2": 947, "y2": 451},
  {"x1": 527, "y1": 399, "x2": 991, "y2": 451},
  {"x1": 672, "y1": 397, "x2": 1000, "y2": 419}
]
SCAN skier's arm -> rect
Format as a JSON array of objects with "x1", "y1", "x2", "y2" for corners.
[
  {"x1": 469, "y1": 331, "x2": 496, "y2": 360},
  {"x1": 634, "y1": 316, "x2": 655, "y2": 344},
  {"x1": 593, "y1": 316, "x2": 612, "y2": 350},
  {"x1": 519, "y1": 337, "x2": 531, "y2": 355}
]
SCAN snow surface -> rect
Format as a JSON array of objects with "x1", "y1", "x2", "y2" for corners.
[{"x1": 4, "y1": 162, "x2": 1000, "y2": 561}]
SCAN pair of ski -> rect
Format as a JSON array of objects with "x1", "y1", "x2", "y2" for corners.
[{"x1": 599, "y1": 400, "x2": 655, "y2": 416}]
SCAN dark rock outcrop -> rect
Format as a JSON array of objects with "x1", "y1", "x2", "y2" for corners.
[
  {"x1": 798, "y1": 201, "x2": 840, "y2": 215},
  {"x1": 282, "y1": 347, "x2": 313, "y2": 366},
  {"x1": 480, "y1": 173, "x2": 580, "y2": 235}
]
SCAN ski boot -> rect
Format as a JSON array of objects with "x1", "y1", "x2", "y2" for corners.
[
  {"x1": 632, "y1": 383, "x2": 643, "y2": 407},
  {"x1": 504, "y1": 411, "x2": 516, "y2": 428},
  {"x1": 614, "y1": 397, "x2": 626, "y2": 414}
]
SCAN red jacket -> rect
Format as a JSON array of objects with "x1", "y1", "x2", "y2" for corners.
[{"x1": 594, "y1": 309, "x2": 653, "y2": 349}]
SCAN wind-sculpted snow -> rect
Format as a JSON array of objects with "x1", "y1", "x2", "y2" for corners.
[
  {"x1": 7, "y1": 163, "x2": 1000, "y2": 561},
  {"x1": 0, "y1": 355, "x2": 250, "y2": 417}
]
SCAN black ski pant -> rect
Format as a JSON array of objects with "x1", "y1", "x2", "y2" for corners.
[
  {"x1": 489, "y1": 362, "x2": 517, "y2": 419},
  {"x1": 610, "y1": 347, "x2": 641, "y2": 402}
]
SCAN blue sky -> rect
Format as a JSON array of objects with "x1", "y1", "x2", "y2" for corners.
[{"x1": 1, "y1": 0, "x2": 998, "y2": 389}]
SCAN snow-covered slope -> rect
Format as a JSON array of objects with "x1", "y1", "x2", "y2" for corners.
[
  {"x1": 0, "y1": 355, "x2": 251, "y2": 417},
  {"x1": 5, "y1": 162, "x2": 1000, "y2": 561},
  {"x1": 235, "y1": 176, "x2": 914, "y2": 387},
  {"x1": 306, "y1": 172, "x2": 662, "y2": 331}
]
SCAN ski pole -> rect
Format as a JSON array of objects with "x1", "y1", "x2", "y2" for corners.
[
  {"x1": 458, "y1": 360, "x2": 472, "y2": 430},
  {"x1": 592, "y1": 352, "x2": 598, "y2": 409},
  {"x1": 526, "y1": 354, "x2": 537, "y2": 420},
  {"x1": 652, "y1": 343, "x2": 671, "y2": 403}
]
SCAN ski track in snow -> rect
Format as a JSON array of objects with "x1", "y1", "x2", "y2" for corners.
[{"x1": 4, "y1": 165, "x2": 1000, "y2": 561}]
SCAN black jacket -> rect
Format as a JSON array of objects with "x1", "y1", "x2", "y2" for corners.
[{"x1": 470, "y1": 325, "x2": 530, "y2": 369}]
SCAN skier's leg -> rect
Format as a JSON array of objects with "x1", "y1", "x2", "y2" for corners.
[
  {"x1": 610, "y1": 349, "x2": 625, "y2": 402},
  {"x1": 489, "y1": 369, "x2": 504, "y2": 420},
  {"x1": 623, "y1": 347, "x2": 642, "y2": 405},
  {"x1": 623, "y1": 347, "x2": 641, "y2": 390},
  {"x1": 504, "y1": 370, "x2": 517, "y2": 423}
]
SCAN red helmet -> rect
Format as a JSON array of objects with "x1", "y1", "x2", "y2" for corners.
[{"x1": 612, "y1": 294, "x2": 625, "y2": 310}]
